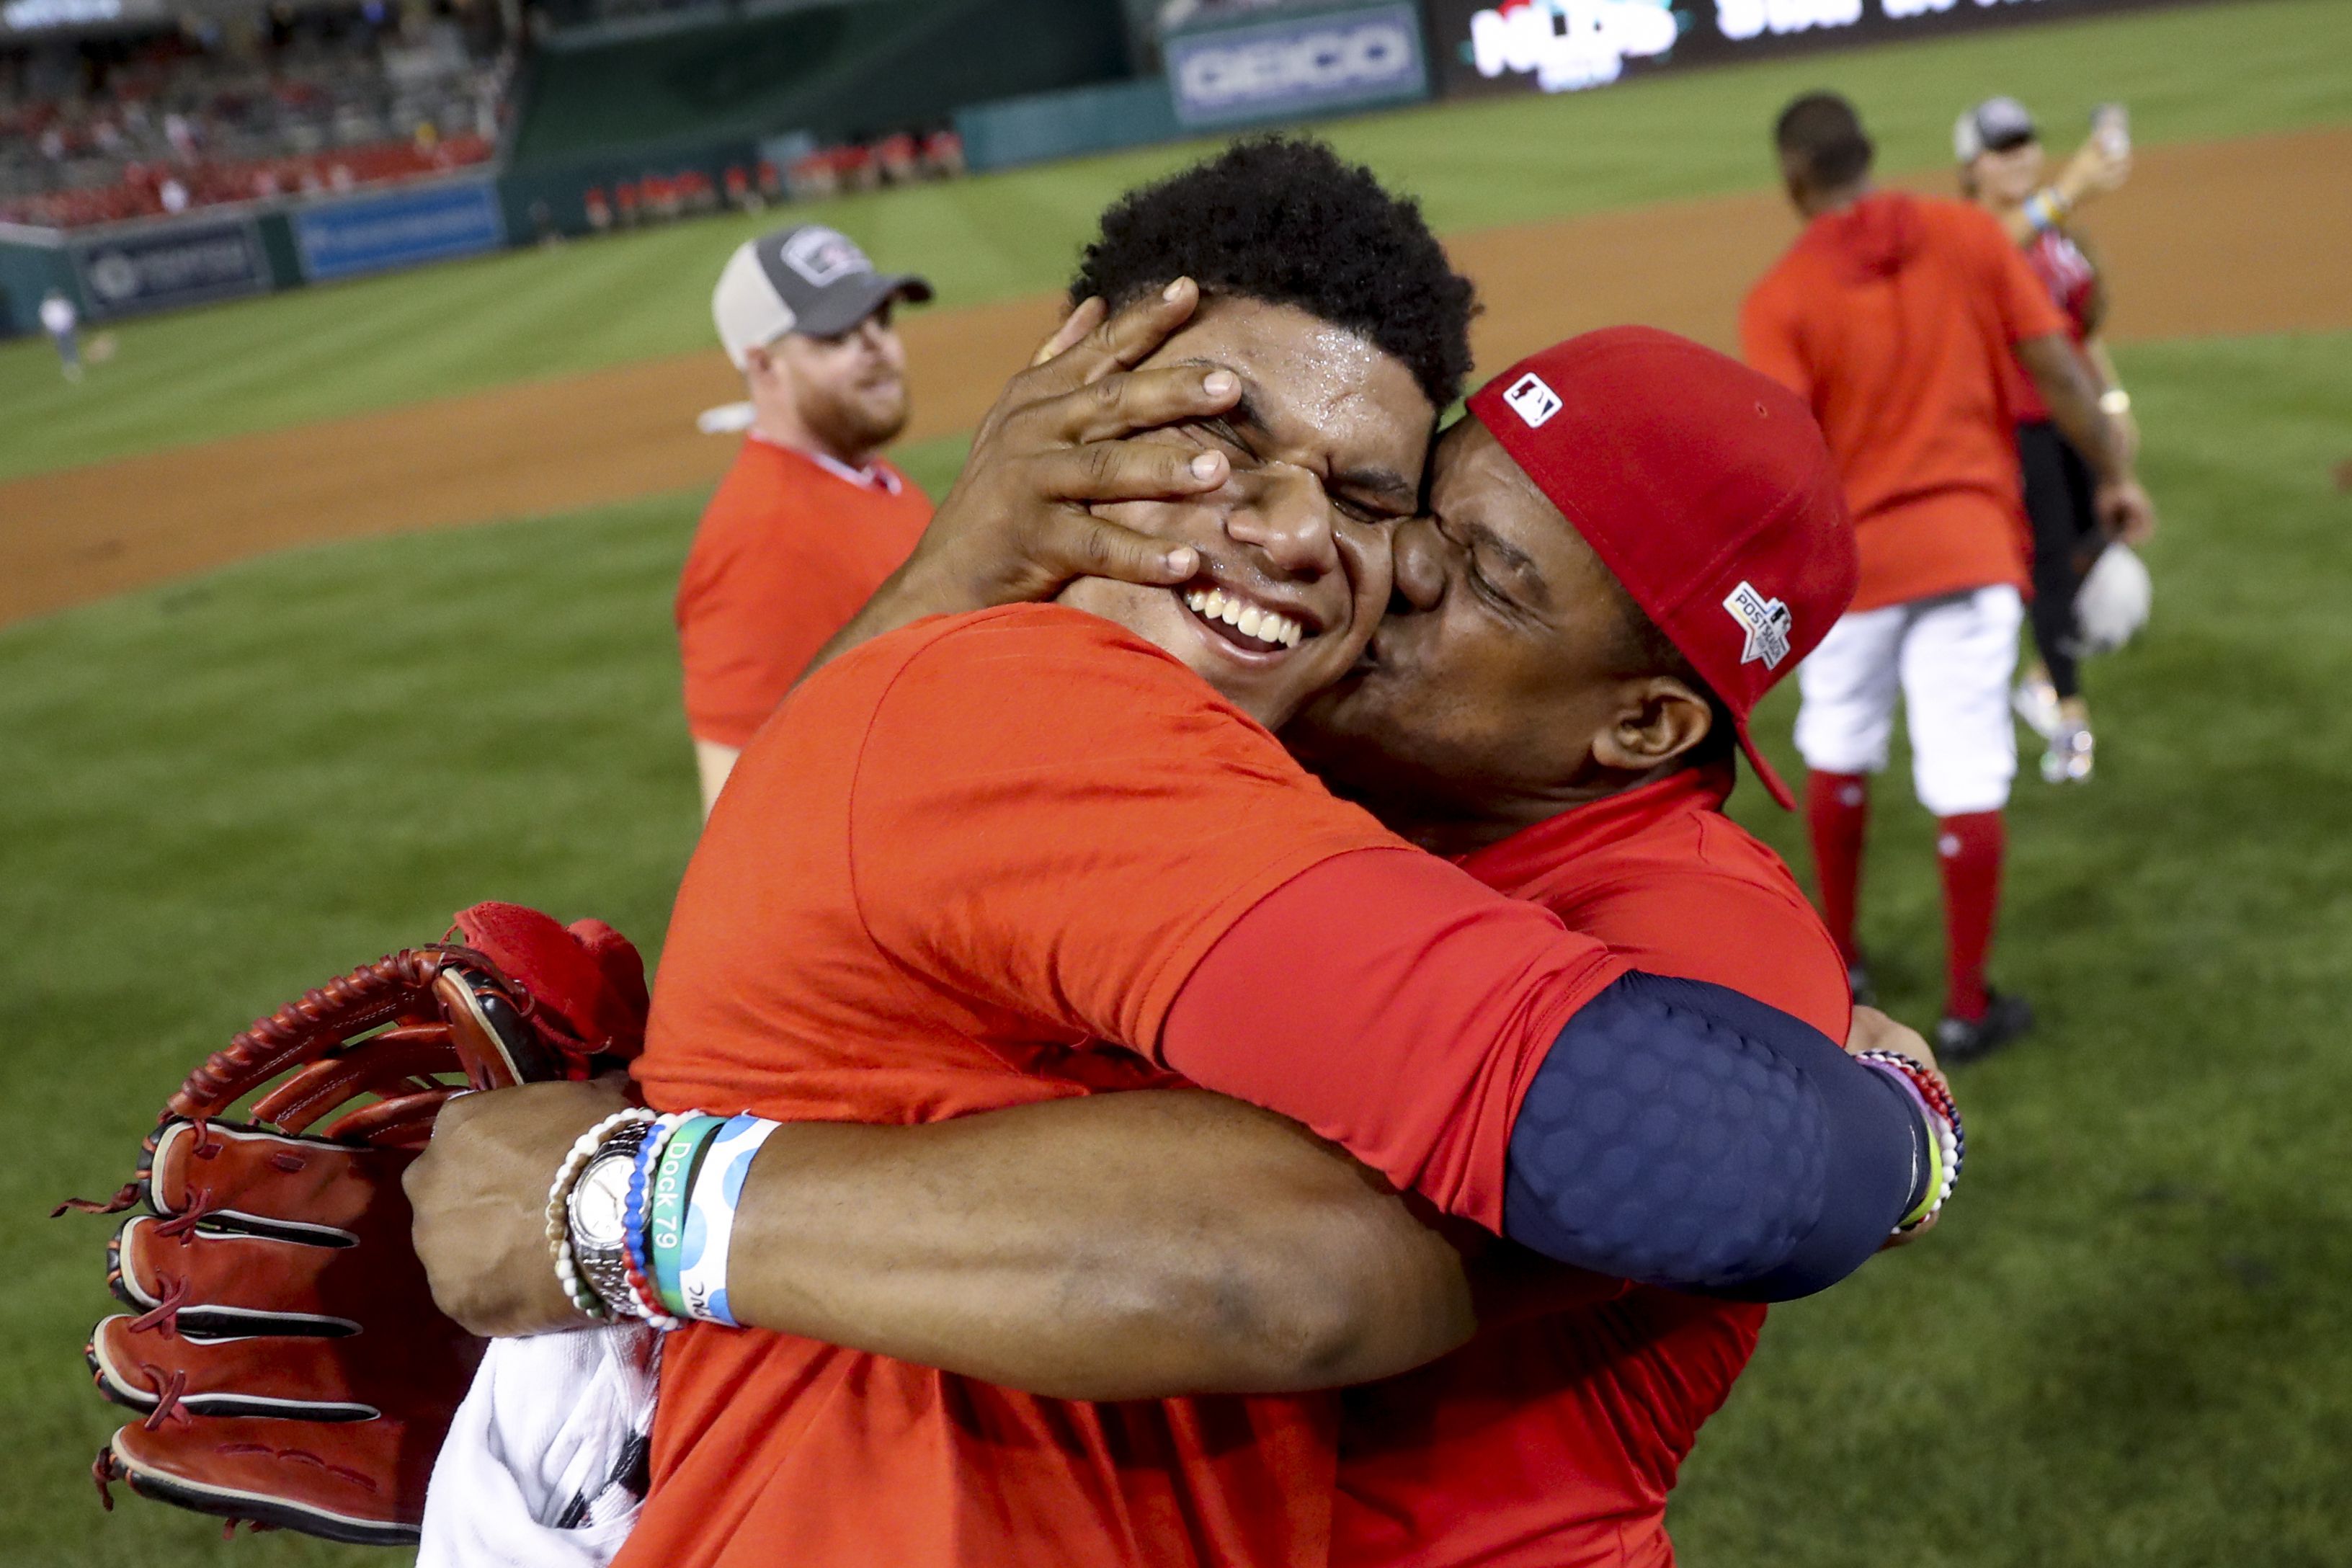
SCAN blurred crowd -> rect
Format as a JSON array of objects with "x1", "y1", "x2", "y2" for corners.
[
  {"x1": 0, "y1": 0, "x2": 510, "y2": 229},
  {"x1": 575, "y1": 130, "x2": 966, "y2": 237}
]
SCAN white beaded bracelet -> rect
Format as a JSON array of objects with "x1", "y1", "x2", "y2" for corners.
[{"x1": 544, "y1": 1107, "x2": 656, "y2": 1319}]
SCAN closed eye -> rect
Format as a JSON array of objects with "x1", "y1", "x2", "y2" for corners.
[{"x1": 1188, "y1": 414, "x2": 1255, "y2": 460}]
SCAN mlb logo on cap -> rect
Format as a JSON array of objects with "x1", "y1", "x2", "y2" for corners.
[
  {"x1": 1466, "y1": 327, "x2": 1858, "y2": 808},
  {"x1": 1502, "y1": 372, "x2": 1563, "y2": 428}
]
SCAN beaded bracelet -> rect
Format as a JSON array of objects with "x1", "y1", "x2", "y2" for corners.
[
  {"x1": 1857, "y1": 1051, "x2": 1964, "y2": 1233},
  {"x1": 618, "y1": 1112, "x2": 689, "y2": 1330},
  {"x1": 544, "y1": 1107, "x2": 656, "y2": 1319}
]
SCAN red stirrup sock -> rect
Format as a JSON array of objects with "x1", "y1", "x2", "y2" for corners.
[
  {"x1": 1804, "y1": 771, "x2": 1871, "y2": 967},
  {"x1": 1936, "y1": 811, "x2": 2006, "y2": 1023}
]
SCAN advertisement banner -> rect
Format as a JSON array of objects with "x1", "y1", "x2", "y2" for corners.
[
  {"x1": 1167, "y1": 2, "x2": 1431, "y2": 130},
  {"x1": 71, "y1": 219, "x2": 267, "y2": 319},
  {"x1": 295, "y1": 181, "x2": 505, "y2": 283},
  {"x1": 1427, "y1": 0, "x2": 2178, "y2": 101}
]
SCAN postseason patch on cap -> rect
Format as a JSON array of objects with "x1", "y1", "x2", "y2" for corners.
[
  {"x1": 1723, "y1": 581, "x2": 1793, "y2": 669},
  {"x1": 780, "y1": 227, "x2": 873, "y2": 288},
  {"x1": 1501, "y1": 371, "x2": 1563, "y2": 428}
]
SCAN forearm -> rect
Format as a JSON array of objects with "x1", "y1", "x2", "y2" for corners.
[
  {"x1": 1162, "y1": 855, "x2": 1934, "y2": 1299},
  {"x1": 1502, "y1": 974, "x2": 1926, "y2": 1299},
  {"x1": 2018, "y1": 333, "x2": 2125, "y2": 481},
  {"x1": 718, "y1": 1092, "x2": 1477, "y2": 1399},
  {"x1": 801, "y1": 554, "x2": 966, "y2": 683},
  {"x1": 2085, "y1": 338, "x2": 2123, "y2": 393}
]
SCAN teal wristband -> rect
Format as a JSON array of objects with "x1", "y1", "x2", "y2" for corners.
[{"x1": 648, "y1": 1114, "x2": 723, "y2": 1317}]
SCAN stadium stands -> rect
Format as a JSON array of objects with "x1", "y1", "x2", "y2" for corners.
[{"x1": 0, "y1": 1, "x2": 510, "y2": 228}]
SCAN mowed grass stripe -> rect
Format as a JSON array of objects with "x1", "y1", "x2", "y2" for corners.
[
  {"x1": 3, "y1": 328, "x2": 2348, "y2": 1564},
  {"x1": 2, "y1": 0, "x2": 2348, "y2": 479}
]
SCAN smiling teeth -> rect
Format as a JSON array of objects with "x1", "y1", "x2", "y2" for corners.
[{"x1": 1184, "y1": 587, "x2": 1304, "y2": 649}]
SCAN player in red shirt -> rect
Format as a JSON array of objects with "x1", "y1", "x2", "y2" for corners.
[
  {"x1": 1740, "y1": 93, "x2": 2154, "y2": 1060},
  {"x1": 417, "y1": 311, "x2": 1951, "y2": 1564},
  {"x1": 677, "y1": 223, "x2": 935, "y2": 814}
]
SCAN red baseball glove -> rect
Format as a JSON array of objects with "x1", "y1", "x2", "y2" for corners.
[{"x1": 58, "y1": 902, "x2": 649, "y2": 1546}]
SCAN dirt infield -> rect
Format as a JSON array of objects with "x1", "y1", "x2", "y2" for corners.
[{"x1": 6, "y1": 127, "x2": 2348, "y2": 628}]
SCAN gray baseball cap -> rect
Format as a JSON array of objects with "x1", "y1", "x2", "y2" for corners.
[
  {"x1": 1954, "y1": 97, "x2": 2037, "y2": 163},
  {"x1": 712, "y1": 223, "x2": 933, "y2": 369}
]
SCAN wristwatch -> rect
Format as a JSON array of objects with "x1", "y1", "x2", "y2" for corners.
[{"x1": 568, "y1": 1127, "x2": 649, "y2": 1316}]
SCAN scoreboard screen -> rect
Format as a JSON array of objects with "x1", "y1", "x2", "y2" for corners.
[{"x1": 1425, "y1": 0, "x2": 2189, "y2": 99}]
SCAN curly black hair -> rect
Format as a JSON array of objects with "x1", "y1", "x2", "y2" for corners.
[{"x1": 1071, "y1": 137, "x2": 1476, "y2": 410}]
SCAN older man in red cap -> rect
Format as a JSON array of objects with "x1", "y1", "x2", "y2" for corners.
[{"x1": 416, "y1": 317, "x2": 1951, "y2": 1568}]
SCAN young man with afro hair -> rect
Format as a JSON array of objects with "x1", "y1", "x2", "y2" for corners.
[{"x1": 1072, "y1": 135, "x2": 1474, "y2": 411}]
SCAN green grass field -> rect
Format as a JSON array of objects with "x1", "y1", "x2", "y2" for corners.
[
  {"x1": 4, "y1": 1, "x2": 2351, "y2": 1562},
  {"x1": 1, "y1": 0, "x2": 2348, "y2": 480}
]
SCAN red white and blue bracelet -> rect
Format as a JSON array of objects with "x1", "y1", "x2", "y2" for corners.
[{"x1": 554, "y1": 1109, "x2": 784, "y2": 1329}]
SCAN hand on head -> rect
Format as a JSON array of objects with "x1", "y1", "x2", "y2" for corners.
[{"x1": 905, "y1": 278, "x2": 1244, "y2": 609}]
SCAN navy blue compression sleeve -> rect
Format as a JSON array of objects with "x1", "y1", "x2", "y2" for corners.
[{"x1": 1503, "y1": 972, "x2": 1927, "y2": 1301}]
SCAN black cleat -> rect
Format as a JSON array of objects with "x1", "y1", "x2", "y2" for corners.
[{"x1": 1936, "y1": 992, "x2": 2034, "y2": 1064}]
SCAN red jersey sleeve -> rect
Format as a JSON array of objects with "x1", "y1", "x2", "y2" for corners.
[
  {"x1": 846, "y1": 606, "x2": 1405, "y2": 1054},
  {"x1": 1738, "y1": 277, "x2": 1812, "y2": 406},
  {"x1": 1162, "y1": 848, "x2": 1628, "y2": 1234}
]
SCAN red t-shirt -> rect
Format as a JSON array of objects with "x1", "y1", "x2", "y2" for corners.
[
  {"x1": 673, "y1": 435, "x2": 931, "y2": 749},
  {"x1": 2005, "y1": 226, "x2": 2101, "y2": 425},
  {"x1": 1328, "y1": 767, "x2": 1851, "y2": 1567},
  {"x1": 623, "y1": 605, "x2": 1623, "y2": 1568},
  {"x1": 1740, "y1": 192, "x2": 2068, "y2": 611}
]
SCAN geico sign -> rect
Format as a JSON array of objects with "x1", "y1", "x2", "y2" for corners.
[
  {"x1": 1468, "y1": 0, "x2": 1678, "y2": 94},
  {"x1": 1177, "y1": 18, "x2": 1418, "y2": 107},
  {"x1": 1714, "y1": 0, "x2": 1861, "y2": 40}
]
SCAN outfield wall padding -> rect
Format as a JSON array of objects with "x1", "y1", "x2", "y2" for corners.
[
  {"x1": 954, "y1": 79, "x2": 1185, "y2": 174},
  {"x1": 507, "y1": 0, "x2": 1131, "y2": 171}
]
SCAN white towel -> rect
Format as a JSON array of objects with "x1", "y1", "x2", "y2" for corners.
[{"x1": 417, "y1": 1324, "x2": 659, "y2": 1568}]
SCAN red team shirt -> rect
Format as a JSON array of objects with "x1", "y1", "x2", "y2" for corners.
[
  {"x1": 625, "y1": 605, "x2": 1843, "y2": 1567},
  {"x1": 1329, "y1": 767, "x2": 1849, "y2": 1567},
  {"x1": 674, "y1": 435, "x2": 932, "y2": 749},
  {"x1": 1740, "y1": 192, "x2": 2067, "y2": 611},
  {"x1": 2005, "y1": 226, "x2": 2102, "y2": 425}
]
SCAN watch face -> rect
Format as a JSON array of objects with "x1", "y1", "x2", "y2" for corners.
[{"x1": 571, "y1": 1154, "x2": 635, "y2": 1251}]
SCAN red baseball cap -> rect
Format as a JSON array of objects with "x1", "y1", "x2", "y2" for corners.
[{"x1": 1466, "y1": 327, "x2": 1856, "y2": 808}]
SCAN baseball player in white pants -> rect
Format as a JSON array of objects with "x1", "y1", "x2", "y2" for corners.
[
  {"x1": 1796, "y1": 586, "x2": 2024, "y2": 821},
  {"x1": 1741, "y1": 91, "x2": 2153, "y2": 1061}
]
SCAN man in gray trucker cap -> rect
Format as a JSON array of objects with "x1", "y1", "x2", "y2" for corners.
[{"x1": 680, "y1": 225, "x2": 937, "y2": 814}]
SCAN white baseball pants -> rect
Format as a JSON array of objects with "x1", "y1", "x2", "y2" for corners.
[{"x1": 1794, "y1": 585, "x2": 2025, "y2": 817}]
